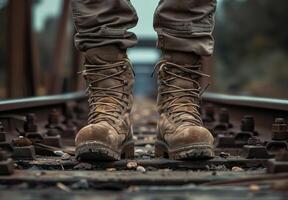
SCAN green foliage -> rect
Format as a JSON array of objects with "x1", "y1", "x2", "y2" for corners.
[{"x1": 214, "y1": 0, "x2": 288, "y2": 98}]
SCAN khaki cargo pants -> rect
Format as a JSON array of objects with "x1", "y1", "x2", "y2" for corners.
[{"x1": 71, "y1": 0, "x2": 217, "y2": 56}]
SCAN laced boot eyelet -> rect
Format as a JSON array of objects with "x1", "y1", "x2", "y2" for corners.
[
  {"x1": 123, "y1": 80, "x2": 128, "y2": 86},
  {"x1": 122, "y1": 65, "x2": 127, "y2": 70}
]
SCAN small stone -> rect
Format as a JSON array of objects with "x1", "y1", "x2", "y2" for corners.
[
  {"x1": 71, "y1": 179, "x2": 89, "y2": 189},
  {"x1": 219, "y1": 152, "x2": 230, "y2": 159},
  {"x1": 147, "y1": 149, "x2": 154, "y2": 155},
  {"x1": 78, "y1": 179, "x2": 89, "y2": 189},
  {"x1": 133, "y1": 136, "x2": 138, "y2": 140},
  {"x1": 127, "y1": 161, "x2": 138, "y2": 169},
  {"x1": 136, "y1": 166, "x2": 146, "y2": 172},
  {"x1": 128, "y1": 186, "x2": 140, "y2": 192},
  {"x1": 139, "y1": 127, "x2": 148, "y2": 132},
  {"x1": 145, "y1": 144, "x2": 153, "y2": 149},
  {"x1": 106, "y1": 168, "x2": 116, "y2": 172},
  {"x1": 56, "y1": 182, "x2": 71, "y2": 192},
  {"x1": 145, "y1": 144, "x2": 154, "y2": 154},
  {"x1": 54, "y1": 151, "x2": 65, "y2": 157},
  {"x1": 135, "y1": 149, "x2": 145, "y2": 156},
  {"x1": 35, "y1": 171, "x2": 46, "y2": 176},
  {"x1": 61, "y1": 153, "x2": 71, "y2": 160},
  {"x1": 215, "y1": 165, "x2": 228, "y2": 171},
  {"x1": 74, "y1": 162, "x2": 93, "y2": 170},
  {"x1": 144, "y1": 136, "x2": 155, "y2": 141},
  {"x1": 249, "y1": 184, "x2": 260, "y2": 192},
  {"x1": 232, "y1": 166, "x2": 244, "y2": 172}
]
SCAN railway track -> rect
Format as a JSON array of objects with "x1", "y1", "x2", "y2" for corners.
[{"x1": 0, "y1": 92, "x2": 288, "y2": 199}]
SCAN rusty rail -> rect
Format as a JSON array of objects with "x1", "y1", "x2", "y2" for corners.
[
  {"x1": 1, "y1": 92, "x2": 288, "y2": 112},
  {"x1": 0, "y1": 92, "x2": 85, "y2": 112}
]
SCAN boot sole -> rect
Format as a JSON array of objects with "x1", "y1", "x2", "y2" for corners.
[
  {"x1": 75, "y1": 140, "x2": 134, "y2": 161},
  {"x1": 155, "y1": 140, "x2": 214, "y2": 160}
]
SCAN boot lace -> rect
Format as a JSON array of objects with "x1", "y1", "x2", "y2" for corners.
[
  {"x1": 153, "y1": 60, "x2": 209, "y2": 126},
  {"x1": 80, "y1": 59, "x2": 134, "y2": 125}
]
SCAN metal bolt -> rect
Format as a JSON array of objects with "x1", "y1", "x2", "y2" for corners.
[
  {"x1": 0, "y1": 122, "x2": 4, "y2": 132},
  {"x1": 267, "y1": 150, "x2": 288, "y2": 173},
  {"x1": 241, "y1": 115, "x2": 255, "y2": 132},
  {"x1": 275, "y1": 118, "x2": 286, "y2": 124},
  {"x1": 46, "y1": 128, "x2": 60, "y2": 137},
  {"x1": 0, "y1": 150, "x2": 14, "y2": 175},
  {"x1": 12, "y1": 136, "x2": 33, "y2": 147},
  {"x1": 272, "y1": 118, "x2": 288, "y2": 140},
  {"x1": 24, "y1": 113, "x2": 38, "y2": 133},
  {"x1": 0, "y1": 122, "x2": 6, "y2": 142},
  {"x1": 266, "y1": 141, "x2": 288, "y2": 155},
  {"x1": 219, "y1": 108, "x2": 230, "y2": 124},
  {"x1": 247, "y1": 136, "x2": 261, "y2": 145},
  {"x1": 43, "y1": 129, "x2": 62, "y2": 148},
  {"x1": 243, "y1": 145, "x2": 270, "y2": 159},
  {"x1": 26, "y1": 113, "x2": 35, "y2": 123},
  {"x1": 275, "y1": 150, "x2": 288, "y2": 162},
  {"x1": 48, "y1": 109, "x2": 60, "y2": 125},
  {"x1": 0, "y1": 150, "x2": 9, "y2": 162}
]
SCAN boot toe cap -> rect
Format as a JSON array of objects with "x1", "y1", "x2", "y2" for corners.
[
  {"x1": 165, "y1": 125, "x2": 214, "y2": 148},
  {"x1": 75, "y1": 122, "x2": 123, "y2": 148}
]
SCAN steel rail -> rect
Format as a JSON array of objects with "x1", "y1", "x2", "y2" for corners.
[
  {"x1": 0, "y1": 91, "x2": 288, "y2": 112},
  {"x1": 203, "y1": 93, "x2": 288, "y2": 111},
  {"x1": 0, "y1": 91, "x2": 86, "y2": 112}
]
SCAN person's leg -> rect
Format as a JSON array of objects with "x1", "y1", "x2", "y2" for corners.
[
  {"x1": 153, "y1": 0, "x2": 217, "y2": 160},
  {"x1": 154, "y1": 0, "x2": 216, "y2": 62},
  {"x1": 71, "y1": 0, "x2": 138, "y2": 62},
  {"x1": 71, "y1": 0, "x2": 138, "y2": 161}
]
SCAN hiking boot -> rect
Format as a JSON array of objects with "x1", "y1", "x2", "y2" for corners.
[
  {"x1": 154, "y1": 57, "x2": 214, "y2": 160},
  {"x1": 75, "y1": 47, "x2": 135, "y2": 161}
]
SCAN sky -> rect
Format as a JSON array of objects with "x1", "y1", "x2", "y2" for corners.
[
  {"x1": 33, "y1": 0, "x2": 224, "y2": 37},
  {"x1": 33, "y1": 0, "x2": 159, "y2": 37},
  {"x1": 33, "y1": 0, "x2": 62, "y2": 31}
]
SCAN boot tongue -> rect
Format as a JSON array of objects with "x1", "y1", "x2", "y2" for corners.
[
  {"x1": 161, "y1": 64, "x2": 200, "y2": 100},
  {"x1": 85, "y1": 66, "x2": 124, "y2": 119},
  {"x1": 160, "y1": 65, "x2": 201, "y2": 122},
  {"x1": 95, "y1": 97, "x2": 119, "y2": 114},
  {"x1": 87, "y1": 67, "x2": 122, "y2": 94}
]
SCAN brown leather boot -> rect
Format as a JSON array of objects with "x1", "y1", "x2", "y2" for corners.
[
  {"x1": 75, "y1": 47, "x2": 134, "y2": 161},
  {"x1": 154, "y1": 54, "x2": 214, "y2": 160}
]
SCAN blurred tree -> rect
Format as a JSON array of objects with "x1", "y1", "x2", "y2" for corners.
[
  {"x1": 213, "y1": 0, "x2": 288, "y2": 98},
  {"x1": 0, "y1": 1, "x2": 7, "y2": 98}
]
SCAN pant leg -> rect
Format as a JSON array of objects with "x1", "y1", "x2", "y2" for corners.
[
  {"x1": 153, "y1": 0, "x2": 217, "y2": 56},
  {"x1": 70, "y1": 0, "x2": 138, "y2": 52}
]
